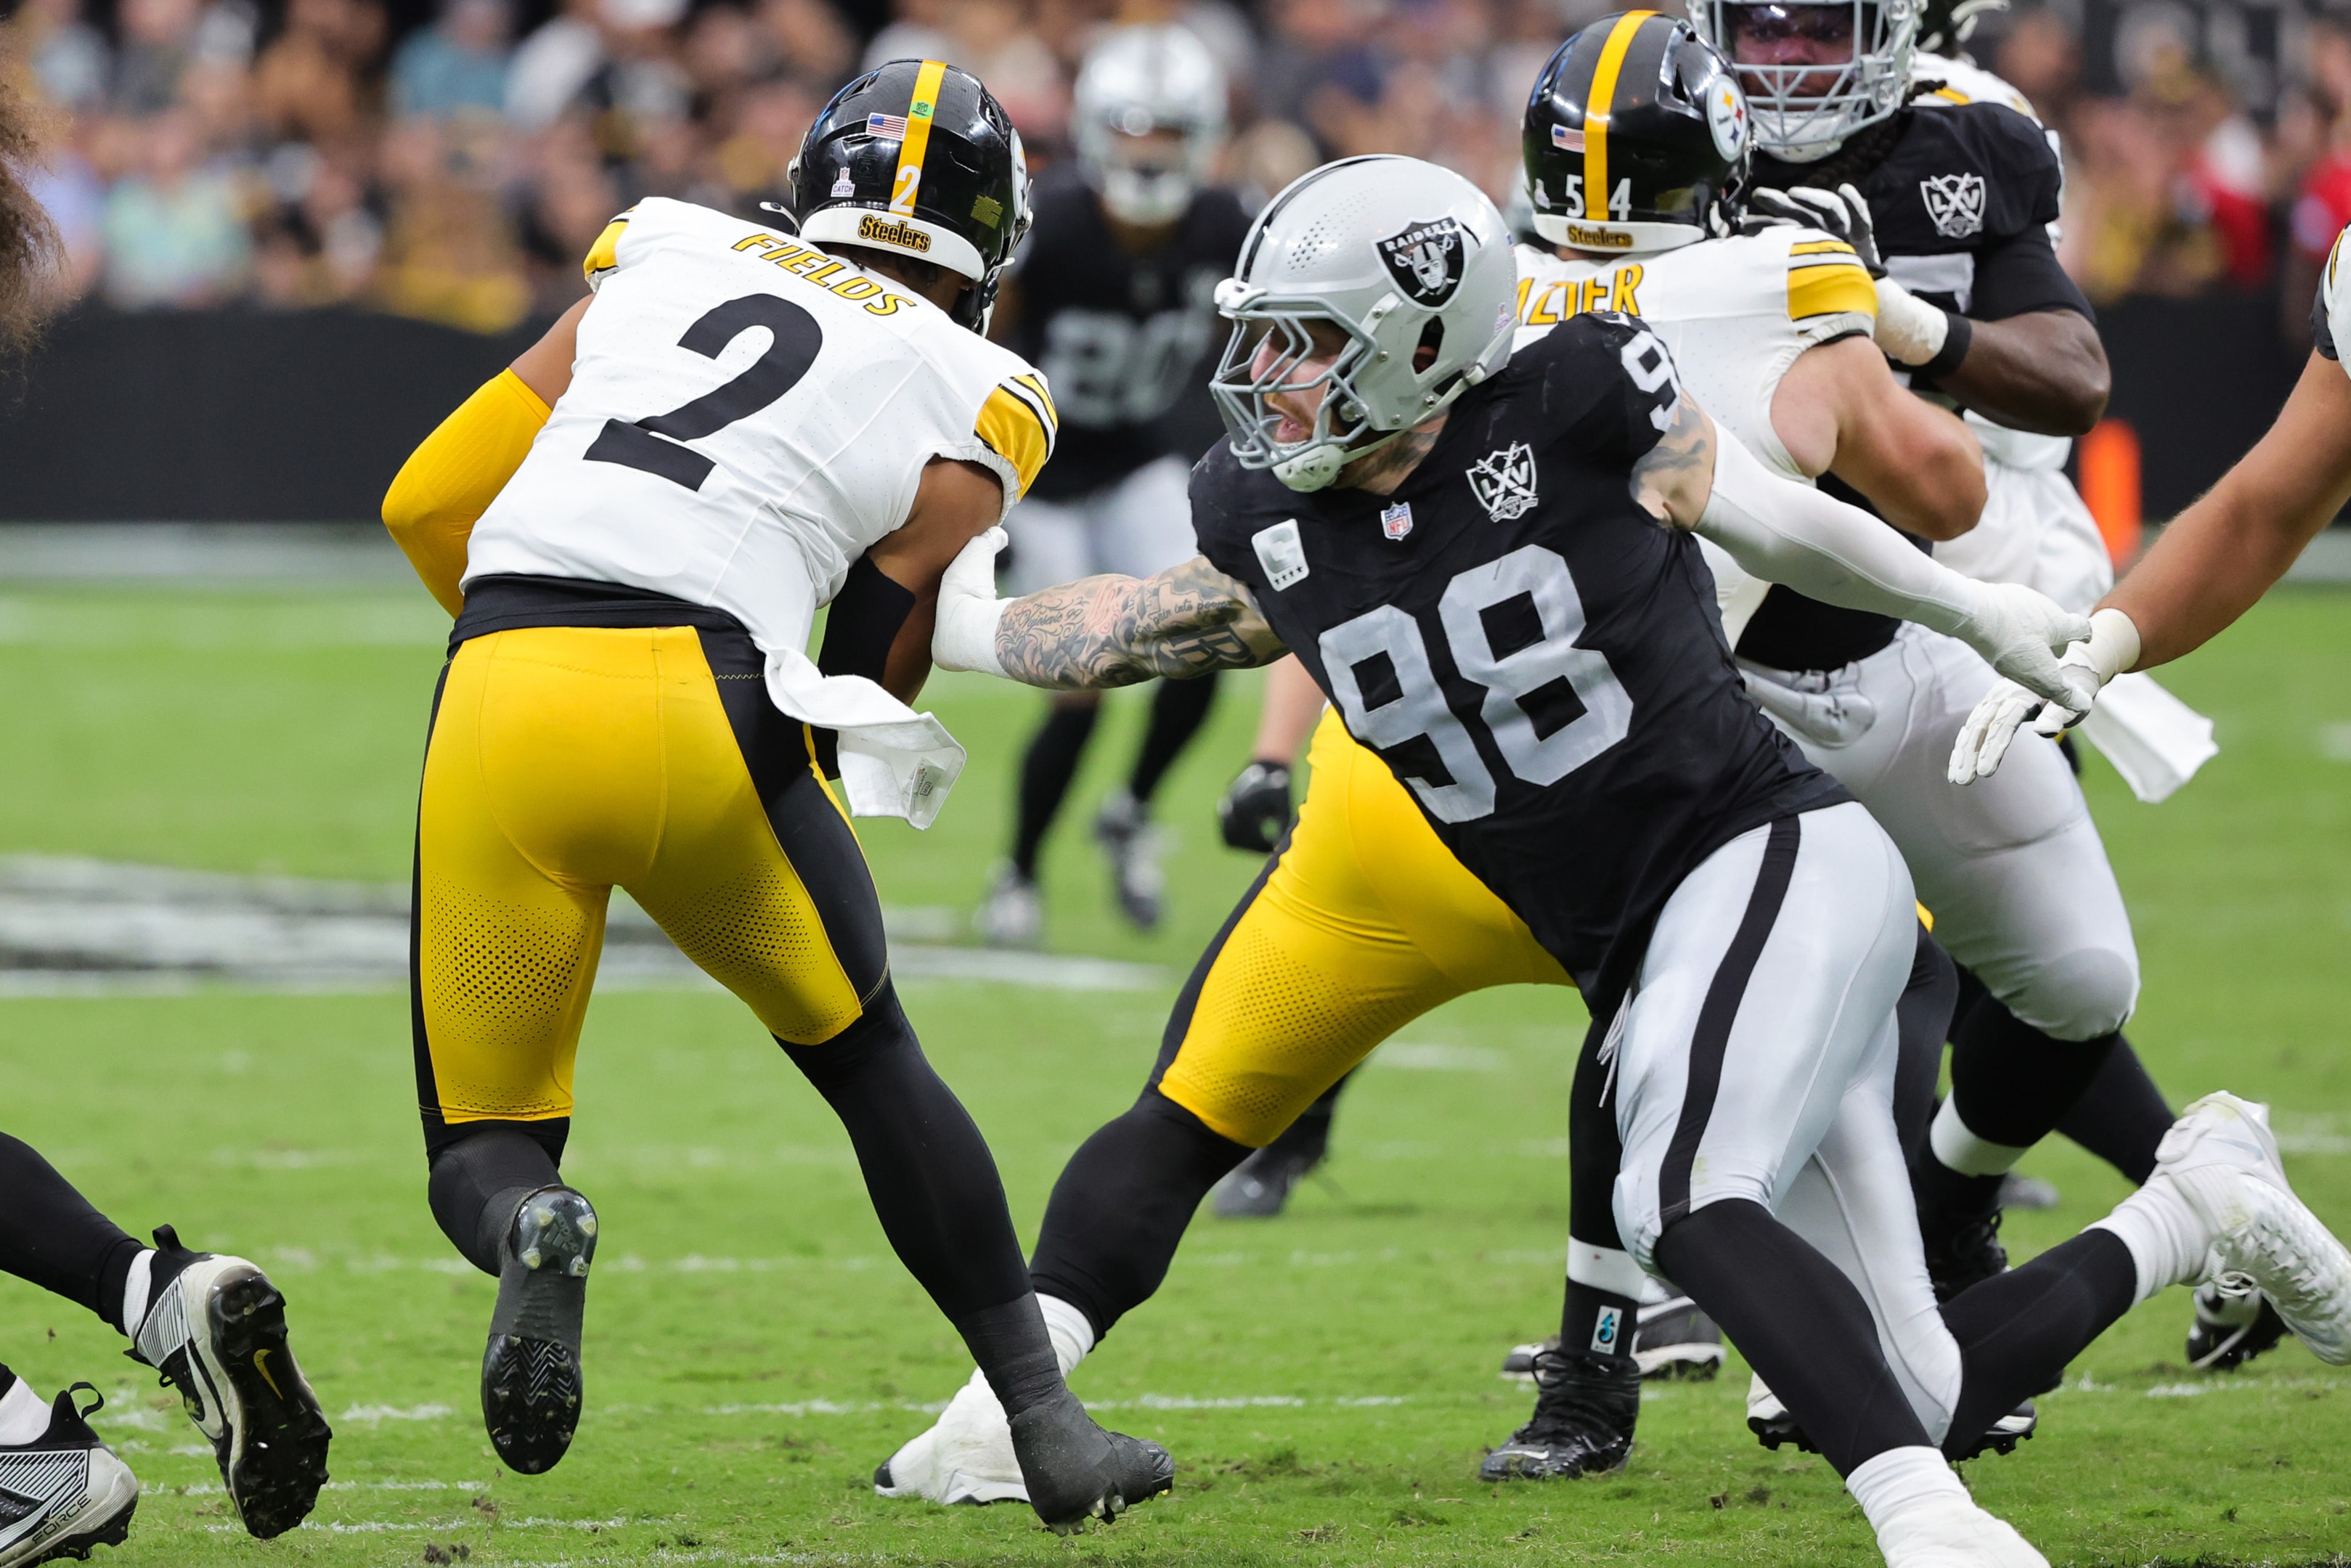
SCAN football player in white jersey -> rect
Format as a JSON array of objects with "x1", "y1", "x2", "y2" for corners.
[{"x1": 377, "y1": 60, "x2": 1172, "y2": 1527}]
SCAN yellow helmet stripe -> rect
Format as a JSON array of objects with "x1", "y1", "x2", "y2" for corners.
[
  {"x1": 890, "y1": 60, "x2": 951, "y2": 217},
  {"x1": 1584, "y1": 10, "x2": 1657, "y2": 224}
]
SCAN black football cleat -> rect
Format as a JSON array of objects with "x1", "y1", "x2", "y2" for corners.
[
  {"x1": 131, "y1": 1227, "x2": 330, "y2": 1539},
  {"x1": 1630, "y1": 1296, "x2": 1724, "y2": 1381},
  {"x1": 1213, "y1": 1147, "x2": 1319, "y2": 1219},
  {"x1": 1918, "y1": 1179, "x2": 2009, "y2": 1304},
  {"x1": 482, "y1": 1185, "x2": 597, "y2": 1475},
  {"x1": 2187, "y1": 1278, "x2": 2289, "y2": 1371},
  {"x1": 1745, "y1": 1377, "x2": 2034, "y2": 1460},
  {"x1": 1479, "y1": 1347, "x2": 1637, "y2": 1482},
  {"x1": 1007, "y1": 1389, "x2": 1173, "y2": 1533},
  {"x1": 0, "y1": 1384, "x2": 139, "y2": 1567}
]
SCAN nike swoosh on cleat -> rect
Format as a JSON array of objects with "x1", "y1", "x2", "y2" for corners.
[{"x1": 253, "y1": 1349, "x2": 284, "y2": 1400}]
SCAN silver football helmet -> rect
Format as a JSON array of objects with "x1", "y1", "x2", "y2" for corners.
[
  {"x1": 1072, "y1": 25, "x2": 1227, "y2": 226},
  {"x1": 1210, "y1": 156, "x2": 1517, "y2": 492},
  {"x1": 1689, "y1": 0, "x2": 1920, "y2": 160}
]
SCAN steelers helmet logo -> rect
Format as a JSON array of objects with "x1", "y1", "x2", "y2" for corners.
[{"x1": 1708, "y1": 78, "x2": 1749, "y2": 163}]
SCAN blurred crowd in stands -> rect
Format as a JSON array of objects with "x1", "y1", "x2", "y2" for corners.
[{"x1": 4, "y1": 0, "x2": 2351, "y2": 335}]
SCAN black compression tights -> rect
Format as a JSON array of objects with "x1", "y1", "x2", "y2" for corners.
[
  {"x1": 1028, "y1": 1087, "x2": 1252, "y2": 1340},
  {"x1": 1655, "y1": 1200, "x2": 1931, "y2": 1476},
  {"x1": 0, "y1": 1132, "x2": 143, "y2": 1334},
  {"x1": 1128, "y1": 674, "x2": 1219, "y2": 805},
  {"x1": 1012, "y1": 698, "x2": 1100, "y2": 878},
  {"x1": 1939, "y1": 1228, "x2": 2138, "y2": 1453}
]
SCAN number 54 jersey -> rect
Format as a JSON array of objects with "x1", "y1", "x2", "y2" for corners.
[
  {"x1": 467, "y1": 197, "x2": 1057, "y2": 822},
  {"x1": 1189, "y1": 313, "x2": 1846, "y2": 1013}
]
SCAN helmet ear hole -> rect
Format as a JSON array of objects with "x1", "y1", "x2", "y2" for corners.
[{"x1": 1414, "y1": 317, "x2": 1445, "y2": 373}]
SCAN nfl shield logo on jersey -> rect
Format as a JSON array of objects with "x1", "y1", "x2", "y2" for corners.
[
  {"x1": 1919, "y1": 173, "x2": 1987, "y2": 240},
  {"x1": 1376, "y1": 217, "x2": 1466, "y2": 306},
  {"x1": 1380, "y1": 501, "x2": 1414, "y2": 540},
  {"x1": 1467, "y1": 442, "x2": 1538, "y2": 521}
]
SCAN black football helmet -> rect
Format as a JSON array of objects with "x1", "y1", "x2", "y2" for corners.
[
  {"x1": 789, "y1": 59, "x2": 1031, "y2": 331},
  {"x1": 1523, "y1": 12, "x2": 1751, "y2": 254}
]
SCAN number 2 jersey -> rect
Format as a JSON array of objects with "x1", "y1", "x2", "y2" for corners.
[
  {"x1": 464, "y1": 197, "x2": 1059, "y2": 822},
  {"x1": 1189, "y1": 315, "x2": 1848, "y2": 1013}
]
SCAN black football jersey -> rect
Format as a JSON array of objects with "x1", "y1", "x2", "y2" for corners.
[
  {"x1": 1001, "y1": 162, "x2": 1252, "y2": 502},
  {"x1": 1740, "y1": 100, "x2": 2091, "y2": 674},
  {"x1": 1191, "y1": 313, "x2": 1849, "y2": 1013}
]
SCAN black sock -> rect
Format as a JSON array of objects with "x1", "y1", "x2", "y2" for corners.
[
  {"x1": 1894, "y1": 928, "x2": 1960, "y2": 1162},
  {"x1": 1654, "y1": 1200, "x2": 1932, "y2": 1476},
  {"x1": 1258, "y1": 1069, "x2": 1350, "y2": 1165},
  {"x1": 2055, "y1": 1037, "x2": 2173, "y2": 1183},
  {"x1": 1127, "y1": 674, "x2": 1218, "y2": 805},
  {"x1": 1940, "y1": 1228, "x2": 2136, "y2": 1453},
  {"x1": 1560, "y1": 1279, "x2": 1639, "y2": 1363},
  {"x1": 951, "y1": 1294, "x2": 1065, "y2": 1421},
  {"x1": 0, "y1": 1132, "x2": 146, "y2": 1332},
  {"x1": 428, "y1": 1126, "x2": 564, "y2": 1277},
  {"x1": 1949, "y1": 995, "x2": 2120, "y2": 1151},
  {"x1": 1911, "y1": 1145, "x2": 2004, "y2": 1228},
  {"x1": 1027, "y1": 1088, "x2": 1251, "y2": 1340},
  {"x1": 781, "y1": 986, "x2": 1030, "y2": 1319},
  {"x1": 1011, "y1": 701, "x2": 1100, "y2": 878}
]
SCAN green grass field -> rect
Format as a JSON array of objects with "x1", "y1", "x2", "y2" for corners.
[{"x1": 1, "y1": 579, "x2": 2350, "y2": 1567}]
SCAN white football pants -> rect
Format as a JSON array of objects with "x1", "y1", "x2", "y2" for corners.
[
  {"x1": 1003, "y1": 453, "x2": 1197, "y2": 595},
  {"x1": 1742, "y1": 622, "x2": 2140, "y2": 1042}
]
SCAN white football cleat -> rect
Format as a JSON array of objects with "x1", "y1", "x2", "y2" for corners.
[
  {"x1": 2151, "y1": 1093, "x2": 2351, "y2": 1365},
  {"x1": 873, "y1": 1369, "x2": 1029, "y2": 1506},
  {"x1": 1875, "y1": 1496, "x2": 2048, "y2": 1568},
  {"x1": 973, "y1": 867, "x2": 1044, "y2": 950},
  {"x1": 0, "y1": 1385, "x2": 138, "y2": 1568}
]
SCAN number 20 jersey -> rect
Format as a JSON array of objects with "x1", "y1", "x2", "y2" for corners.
[
  {"x1": 468, "y1": 197, "x2": 1059, "y2": 663},
  {"x1": 1189, "y1": 314, "x2": 1848, "y2": 1013}
]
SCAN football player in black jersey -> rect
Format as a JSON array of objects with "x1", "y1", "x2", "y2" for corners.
[
  {"x1": 0, "y1": 83, "x2": 333, "y2": 1553},
  {"x1": 895, "y1": 153, "x2": 2351, "y2": 1567},
  {"x1": 1688, "y1": 0, "x2": 2198, "y2": 1327},
  {"x1": 973, "y1": 25, "x2": 1252, "y2": 944}
]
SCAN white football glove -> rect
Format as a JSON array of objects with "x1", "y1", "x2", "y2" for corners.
[
  {"x1": 1949, "y1": 607, "x2": 2141, "y2": 785},
  {"x1": 1952, "y1": 579, "x2": 2094, "y2": 703},
  {"x1": 930, "y1": 526, "x2": 1010, "y2": 677}
]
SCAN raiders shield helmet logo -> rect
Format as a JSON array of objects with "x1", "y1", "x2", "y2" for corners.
[
  {"x1": 1467, "y1": 441, "x2": 1539, "y2": 521},
  {"x1": 1919, "y1": 173, "x2": 1987, "y2": 240},
  {"x1": 1376, "y1": 216, "x2": 1466, "y2": 306}
]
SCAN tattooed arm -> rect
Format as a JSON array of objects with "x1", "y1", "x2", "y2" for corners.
[
  {"x1": 1662, "y1": 388, "x2": 2088, "y2": 703},
  {"x1": 932, "y1": 529, "x2": 1288, "y2": 689}
]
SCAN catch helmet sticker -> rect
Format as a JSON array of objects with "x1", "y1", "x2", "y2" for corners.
[{"x1": 1376, "y1": 216, "x2": 1467, "y2": 306}]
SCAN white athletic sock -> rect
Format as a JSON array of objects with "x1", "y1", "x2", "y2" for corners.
[
  {"x1": 1037, "y1": 1294, "x2": 1096, "y2": 1379},
  {"x1": 0, "y1": 1376, "x2": 47, "y2": 1446},
  {"x1": 1568, "y1": 1240, "x2": 1650, "y2": 1301},
  {"x1": 2090, "y1": 1174, "x2": 2210, "y2": 1306},
  {"x1": 119, "y1": 1248, "x2": 156, "y2": 1340},
  {"x1": 1846, "y1": 1445, "x2": 1971, "y2": 1536},
  {"x1": 1928, "y1": 1096, "x2": 2032, "y2": 1177}
]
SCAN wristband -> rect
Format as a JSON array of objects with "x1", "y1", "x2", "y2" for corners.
[{"x1": 1917, "y1": 311, "x2": 1973, "y2": 382}]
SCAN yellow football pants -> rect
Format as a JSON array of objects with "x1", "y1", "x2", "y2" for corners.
[
  {"x1": 1157, "y1": 711, "x2": 1576, "y2": 1147},
  {"x1": 412, "y1": 623, "x2": 888, "y2": 1140}
]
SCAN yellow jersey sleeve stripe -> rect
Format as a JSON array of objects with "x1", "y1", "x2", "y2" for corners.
[
  {"x1": 891, "y1": 60, "x2": 951, "y2": 216},
  {"x1": 999, "y1": 375, "x2": 1056, "y2": 457},
  {"x1": 977, "y1": 383, "x2": 1054, "y2": 497},
  {"x1": 1788, "y1": 258, "x2": 1878, "y2": 321},
  {"x1": 582, "y1": 213, "x2": 632, "y2": 285},
  {"x1": 1582, "y1": 10, "x2": 1656, "y2": 227},
  {"x1": 1929, "y1": 86, "x2": 1971, "y2": 104},
  {"x1": 1011, "y1": 371, "x2": 1059, "y2": 430},
  {"x1": 1788, "y1": 238, "x2": 1859, "y2": 258}
]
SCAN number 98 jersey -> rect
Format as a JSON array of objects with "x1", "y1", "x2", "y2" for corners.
[
  {"x1": 468, "y1": 197, "x2": 1059, "y2": 662},
  {"x1": 1189, "y1": 313, "x2": 1848, "y2": 1013}
]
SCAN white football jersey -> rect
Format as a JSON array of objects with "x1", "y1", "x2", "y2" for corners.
[
  {"x1": 1512, "y1": 229, "x2": 1876, "y2": 640},
  {"x1": 471, "y1": 197, "x2": 1056, "y2": 656},
  {"x1": 467, "y1": 197, "x2": 1061, "y2": 826}
]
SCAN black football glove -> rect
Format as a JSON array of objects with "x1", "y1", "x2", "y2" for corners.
[
  {"x1": 1740, "y1": 183, "x2": 1886, "y2": 277},
  {"x1": 1216, "y1": 761, "x2": 1295, "y2": 854}
]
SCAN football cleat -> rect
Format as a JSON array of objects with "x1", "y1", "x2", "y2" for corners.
[
  {"x1": 1918, "y1": 1191, "x2": 2008, "y2": 1304},
  {"x1": 1629, "y1": 1295, "x2": 1724, "y2": 1381},
  {"x1": 1479, "y1": 1347, "x2": 1637, "y2": 1482},
  {"x1": 974, "y1": 867, "x2": 1044, "y2": 950},
  {"x1": 1747, "y1": 1376, "x2": 2034, "y2": 1461},
  {"x1": 2149, "y1": 1093, "x2": 2351, "y2": 1365},
  {"x1": 874, "y1": 1368, "x2": 1029, "y2": 1506},
  {"x1": 0, "y1": 1385, "x2": 138, "y2": 1568},
  {"x1": 1008, "y1": 1389, "x2": 1173, "y2": 1533},
  {"x1": 1997, "y1": 1172, "x2": 2061, "y2": 1211},
  {"x1": 1091, "y1": 790, "x2": 1165, "y2": 931},
  {"x1": 2186, "y1": 1277, "x2": 2288, "y2": 1371},
  {"x1": 130, "y1": 1227, "x2": 330, "y2": 1538},
  {"x1": 481, "y1": 1185, "x2": 597, "y2": 1474},
  {"x1": 1875, "y1": 1495, "x2": 2049, "y2": 1568},
  {"x1": 1499, "y1": 1337, "x2": 1549, "y2": 1379},
  {"x1": 1212, "y1": 1147, "x2": 1319, "y2": 1219}
]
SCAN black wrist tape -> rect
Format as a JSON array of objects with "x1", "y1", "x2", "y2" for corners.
[
  {"x1": 1918, "y1": 309, "x2": 1973, "y2": 382},
  {"x1": 813, "y1": 555, "x2": 916, "y2": 779}
]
